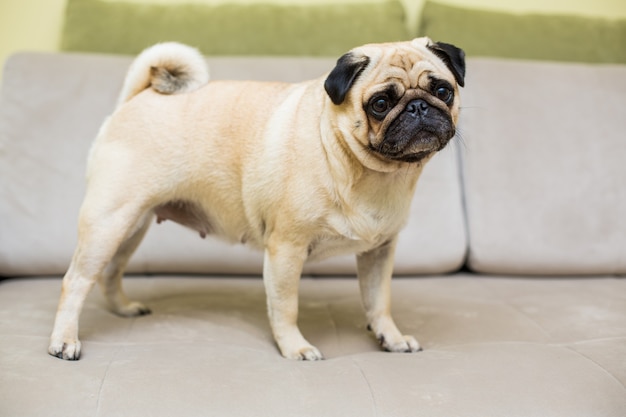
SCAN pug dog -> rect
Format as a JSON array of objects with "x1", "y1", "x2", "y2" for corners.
[{"x1": 49, "y1": 37, "x2": 465, "y2": 361}]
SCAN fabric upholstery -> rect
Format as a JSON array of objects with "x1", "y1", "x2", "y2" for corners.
[
  {"x1": 419, "y1": 1, "x2": 626, "y2": 64},
  {"x1": 60, "y1": 0, "x2": 409, "y2": 56},
  {"x1": 459, "y1": 58, "x2": 626, "y2": 275},
  {"x1": 1, "y1": 275, "x2": 625, "y2": 416}
]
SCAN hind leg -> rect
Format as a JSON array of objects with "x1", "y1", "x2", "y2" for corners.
[
  {"x1": 49, "y1": 202, "x2": 150, "y2": 360},
  {"x1": 99, "y1": 212, "x2": 153, "y2": 317}
]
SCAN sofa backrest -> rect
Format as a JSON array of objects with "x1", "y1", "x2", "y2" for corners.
[
  {"x1": 0, "y1": 52, "x2": 467, "y2": 277},
  {"x1": 460, "y1": 58, "x2": 626, "y2": 275}
]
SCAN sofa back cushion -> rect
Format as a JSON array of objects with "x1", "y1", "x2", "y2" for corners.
[
  {"x1": 0, "y1": 52, "x2": 467, "y2": 276},
  {"x1": 61, "y1": 0, "x2": 409, "y2": 56},
  {"x1": 460, "y1": 58, "x2": 626, "y2": 275},
  {"x1": 418, "y1": 1, "x2": 626, "y2": 64}
]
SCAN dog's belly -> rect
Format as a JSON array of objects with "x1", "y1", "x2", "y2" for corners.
[
  {"x1": 154, "y1": 200, "x2": 213, "y2": 238},
  {"x1": 153, "y1": 199, "x2": 389, "y2": 260},
  {"x1": 153, "y1": 199, "x2": 256, "y2": 244}
]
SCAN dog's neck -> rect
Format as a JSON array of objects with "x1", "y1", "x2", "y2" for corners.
[
  {"x1": 319, "y1": 108, "x2": 424, "y2": 186},
  {"x1": 319, "y1": 114, "x2": 424, "y2": 217}
]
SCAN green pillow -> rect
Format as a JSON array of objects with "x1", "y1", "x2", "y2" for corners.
[
  {"x1": 419, "y1": 1, "x2": 626, "y2": 63},
  {"x1": 61, "y1": 0, "x2": 410, "y2": 56}
]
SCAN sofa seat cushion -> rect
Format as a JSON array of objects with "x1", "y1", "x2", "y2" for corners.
[
  {"x1": 460, "y1": 58, "x2": 626, "y2": 275},
  {"x1": 1, "y1": 275, "x2": 625, "y2": 416}
]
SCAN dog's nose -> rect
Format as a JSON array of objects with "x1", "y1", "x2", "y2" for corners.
[{"x1": 406, "y1": 99, "x2": 429, "y2": 117}]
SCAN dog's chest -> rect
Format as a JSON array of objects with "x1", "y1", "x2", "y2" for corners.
[
  {"x1": 309, "y1": 198, "x2": 408, "y2": 261},
  {"x1": 305, "y1": 168, "x2": 419, "y2": 260},
  {"x1": 307, "y1": 232, "x2": 385, "y2": 261}
]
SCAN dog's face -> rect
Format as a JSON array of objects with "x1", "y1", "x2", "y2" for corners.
[{"x1": 324, "y1": 37, "x2": 465, "y2": 165}]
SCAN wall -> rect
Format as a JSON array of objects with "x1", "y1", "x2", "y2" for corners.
[{"x1": 1, "y1": 0, "x2": 625, "y2": 79}]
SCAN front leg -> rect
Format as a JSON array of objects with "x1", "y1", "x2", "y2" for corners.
[
  {"x1": 263, "y1": 239, "x2": 323, "y2": 360},
  {"x1": 357, "y1": 237, "x2": 422, "y2": 353}
]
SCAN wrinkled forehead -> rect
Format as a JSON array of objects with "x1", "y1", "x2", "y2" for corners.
[{"x1": 358, "y1": 40, "x2": 455, "y2": 91}]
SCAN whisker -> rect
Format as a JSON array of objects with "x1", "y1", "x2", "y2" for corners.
[{"x1": 453, "y1": 129, "x2": 468, "y2": 151}]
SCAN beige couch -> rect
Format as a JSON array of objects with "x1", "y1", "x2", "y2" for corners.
[{"x1": 0, "y1": 52, "x2": 625, "y2": 416}]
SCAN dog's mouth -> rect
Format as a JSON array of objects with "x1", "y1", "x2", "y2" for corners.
[
  {"x1": 370, "y1": 144, "x2": 435, "y2": 163},
  {"x1": 391, "y1": 150, "x2": 434, "y2": 163},
  {"x1": 372, "y1": 128, "x2": 453, "y2": 163},
  {"x1": 372, "y1": 100, "x2": 455, "y2": 164}
]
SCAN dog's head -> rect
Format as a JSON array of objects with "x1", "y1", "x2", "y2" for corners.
[{"x1": 324, "y1": 38, "x2": 465, "y2": 167}]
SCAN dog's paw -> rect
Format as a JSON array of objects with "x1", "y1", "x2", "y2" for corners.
[
  {"x1": 48, "y1": 339, "x2": 82, "y2": 361},
  {"x1": 111, "y1": 301, "x2": 152, "y2": 318},
  {"x1": 367, "y1": 321, "x2": 422, "y2": 353},
  {"x1": 378, "y1": 334, "x2": 422, "y2": 353},
  {"x1": 282, "y1": 344, "x2": 325, "y2": 361},
  {"x1": 367, "y1": 325, "x2": 422, "y2": 353}
]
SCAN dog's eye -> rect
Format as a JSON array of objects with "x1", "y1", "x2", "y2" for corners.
[
  {"x1": 434, "y1": 86, "x2": 454, "y2": 104},
  {"x1": 369, "y1": 96, "x2": 391, "y2": 119},
  {"x1": 372, "y1": 98, "x2": 389, "y2": 113}
]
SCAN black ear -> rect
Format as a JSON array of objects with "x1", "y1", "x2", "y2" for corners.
[
  {"x1": 427, "y1": 41, "x2": 466, "y2": 87},
  {"x1": 324, "y1": 52, "x2": 370, "y2": 105}
]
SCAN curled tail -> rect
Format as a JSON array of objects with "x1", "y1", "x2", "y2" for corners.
[{"x1": 117, "y1": 42, "x2": 209, "y2": 107}]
